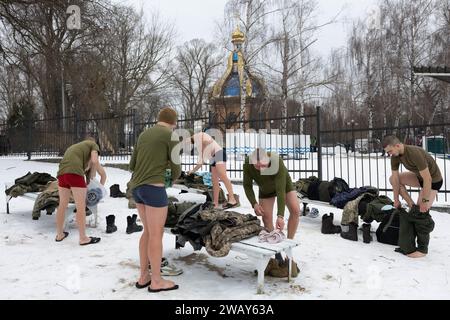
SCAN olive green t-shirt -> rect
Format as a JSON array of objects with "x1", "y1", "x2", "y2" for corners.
[
  {"x1": 57, "y1": 140, "x2": 100, "y2": 177},
  {"x1": 391, "y1": 145, "x2": 442, "y2": 182},
  {"x1": 243, "y1": 152, "x2": 294, "y2": 217},
  {"x1": 129, "y1": 124, "x2": 181, "y2": 191}
]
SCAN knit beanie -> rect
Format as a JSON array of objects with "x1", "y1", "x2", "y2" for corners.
[{"x1": 158, "y1": 107, "x2": 178, "y2": 125}]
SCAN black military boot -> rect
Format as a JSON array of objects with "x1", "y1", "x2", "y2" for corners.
[
  {"x1": 110, "y1": 184, "x2": 126, "y2": 198},
  {"x1": 321, "y1": 213, "x2": 342, "y2": 234},
  {"x1": 362, "y1": 223, "x2": 372, "y2": 243},
  {"x1": 106, "y1": 215, "x2": 117, "y2": 234},
  {"x1": 126, "y1": 214, "x2": 143, "y2": 234},
  {"x1": 341, "y1": 223, "x2": 358, "y2": 241}
]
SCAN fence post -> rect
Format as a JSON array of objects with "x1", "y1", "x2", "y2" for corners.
[
  {"x1": 208, "y1": 111, "x2": 213, "y2": 129},
  {"x1": 74, "y1": 112, "x2": 79, "y2": 144},
  {"x1": 26, "y1": 118, "x2": 32, "y2": 160},
  {"x1": 132, "y1": 108, "x2": 137, "y2": 149},
  {"x1": 316, "y1": 106, "x2": 322, "y2": 180}
]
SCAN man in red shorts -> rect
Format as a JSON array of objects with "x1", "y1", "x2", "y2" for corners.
[{"x1": 55, "y1": 137, "x2": 106, "y2": 245}]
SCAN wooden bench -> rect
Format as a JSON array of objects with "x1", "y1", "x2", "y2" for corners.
[{"x1": 5, "y1": 183, "x2": 98, "y2": 228}]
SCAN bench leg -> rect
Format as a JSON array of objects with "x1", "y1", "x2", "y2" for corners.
[
  {"x1": 302, "y1": 203, "x2": 308, "y2": 216},
  {"x1": 256, "y1": 256, "x2": 270, "y2": 294},
  {"x1": 86, "y1": 206, "x2": 98, "y2": 228},
  {"x1": 285, "y1": 248, "x2": 294, "y2": 283},
  {"x1": 6, "y1": 197, "x2": 11, "y2": 214}
]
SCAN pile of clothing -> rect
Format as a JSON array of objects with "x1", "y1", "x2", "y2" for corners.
[
  {"x1": 166, "y1": 197, "x2": 198, "y2": 228},
  {"x1": 296, "y1": 176, "x2": 403, "y2": 245},
  {"x1": 173, "y1": 171, "x2": 227, "y2": 203},
  {"x1": 32, "y1": 180, "x2": 75, "y2": 220},
  {"x1": 171, "y1": 203, "x2": 263, "y2": 257},
  {"x1": 295, "y1": 176, "x2": 350, "y2": 203},
  {"x1": 5, "y1": 172, "x2": 56, "y2": 197}
]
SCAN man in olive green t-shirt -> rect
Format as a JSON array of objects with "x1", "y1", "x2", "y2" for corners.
[
  {"x1": 56, "y1": 138, "x2": 106, "y2": 246},
  {"x1": 243, "y1": 149, "x2": 300, "y2": 240},
  {"x1": 129, "y1": 107, "x2": 182, "y2": 293},
  {"x1": 383, "y1": 135, "x2": 442, "y2": 258}
]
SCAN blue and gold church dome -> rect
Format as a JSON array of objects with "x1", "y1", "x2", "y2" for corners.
[{"x1": 211, "y1": 28, "x2": 266, "y2": 100}]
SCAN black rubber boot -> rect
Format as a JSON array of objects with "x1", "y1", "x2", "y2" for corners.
[
  {"x1": 106, "y1": 215, "x2": 117, "y2": 234},
  {"x1": 126, "y1": 214, "x2": 143, "y2": 234},
  {"x1": 341, "y1": 223, "x2": 358, "y2": 241},
  {"x1": 362, "y1": 223, "x2": 372, "y2": 243},
  {"x1": 110, "y1": 184, "x2": 126, "y2": 198},
  {"x1": 321, "y1": 213, "x2": 342, "y2": 234}
]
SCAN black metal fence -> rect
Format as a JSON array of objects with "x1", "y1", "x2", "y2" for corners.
[{"x1": 1, "y1": 107, "x2": 449, "y2": 202}]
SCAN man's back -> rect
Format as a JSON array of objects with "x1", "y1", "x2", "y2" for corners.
[{"x1": 130, "y1": 124, "x2": 181, "y2": 189}]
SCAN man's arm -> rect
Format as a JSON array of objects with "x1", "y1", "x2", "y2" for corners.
[
  {"x1": 274, "y1": 168, "x2": 287, "y2": 218},
  {"x1": 190, "y1": 155, "x2": 204, "y2": 173},
  {"x1": 168, "y1": 140, "x2": 182, "y2": 181},
  {"x1": 189, "y1": 133, "x2": 204, "y2": 173},
  {"x1": 90, "y1": 150, "x2": 107, "y2": 185},
  {"x1": 390, "y1": 170, "x2": 401, "y2": 206},
  {"x1": 96, "y1": 163, "x2": 107, "y2": 185},
  {"x1": 243, "y1": 165, "x2": 257, "y2": 208}
]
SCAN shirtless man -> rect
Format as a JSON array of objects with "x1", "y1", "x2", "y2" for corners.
[{"x1": 188, "y1": 131, "x2": 238, "y2": 209}]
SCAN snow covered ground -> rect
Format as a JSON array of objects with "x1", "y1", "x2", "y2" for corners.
[{"x1": 1, "y1": 158, "x2": 449, "y2": 300}]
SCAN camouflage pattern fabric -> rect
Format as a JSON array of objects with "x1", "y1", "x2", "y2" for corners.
[
  {"x1": 126, "y1": 181, "x2": 136, "y2": 209},
  {"x1": 32, "y1": 181, "x2": 74, "y2": 219},
  {"x1": 166, "y1": 198, "x2": 197, "y2": 228},
  {"x1": 200, "y1": 210, "x2": 263, "y2": 257},
  {"x1": 341, "y1": 193, "x2": 377, "y2": 225},
  {"x1": 6, "y1": 172, "x2": 56, "y2": 198}
]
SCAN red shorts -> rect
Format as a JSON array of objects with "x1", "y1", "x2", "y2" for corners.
[{"x1": 58, "y1": 174, "x2": 87, "y2": 189}]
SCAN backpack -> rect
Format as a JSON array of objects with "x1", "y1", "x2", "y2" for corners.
[
  {"x1": 376, "y1": 209, "x2": 400, "y2": 246},
  {"x1": 328, "y1": 177, "x2": 350, "y2": 199}
]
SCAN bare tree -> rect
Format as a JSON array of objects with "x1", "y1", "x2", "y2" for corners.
[
  {"x1": 103, "y1": 6, "x2": 175, "y2": 115},
  {"x1": 171, "y1": 39, "x2": 222, "y2": 127},
  {"x1": 0, "y1": 0, "x2": 111, "y2": 120},
  {"x1": 263, "y1": 0, "x2": 337, "y2": 133}
]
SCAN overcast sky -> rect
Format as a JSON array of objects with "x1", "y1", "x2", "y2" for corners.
[{"x1": 115, "y1": 0, "x2": 377, "y2": 56}]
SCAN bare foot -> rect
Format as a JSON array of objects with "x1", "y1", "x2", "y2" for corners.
[
  {"x1": 137, "y1": 274, "x2": 151, "y2": 286},
  {"x1": 55, "y1": 232, "x2": 68, "y2": 241},
  {"x1": 79, "y1": 237, "x2": 91, "y2": 245},
  {"x1": 407, "y1": 251, "x2": 426, "y2": 258},
  {"x1": 150, "y1": 278, "x2": 176, "y2": 291}
]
